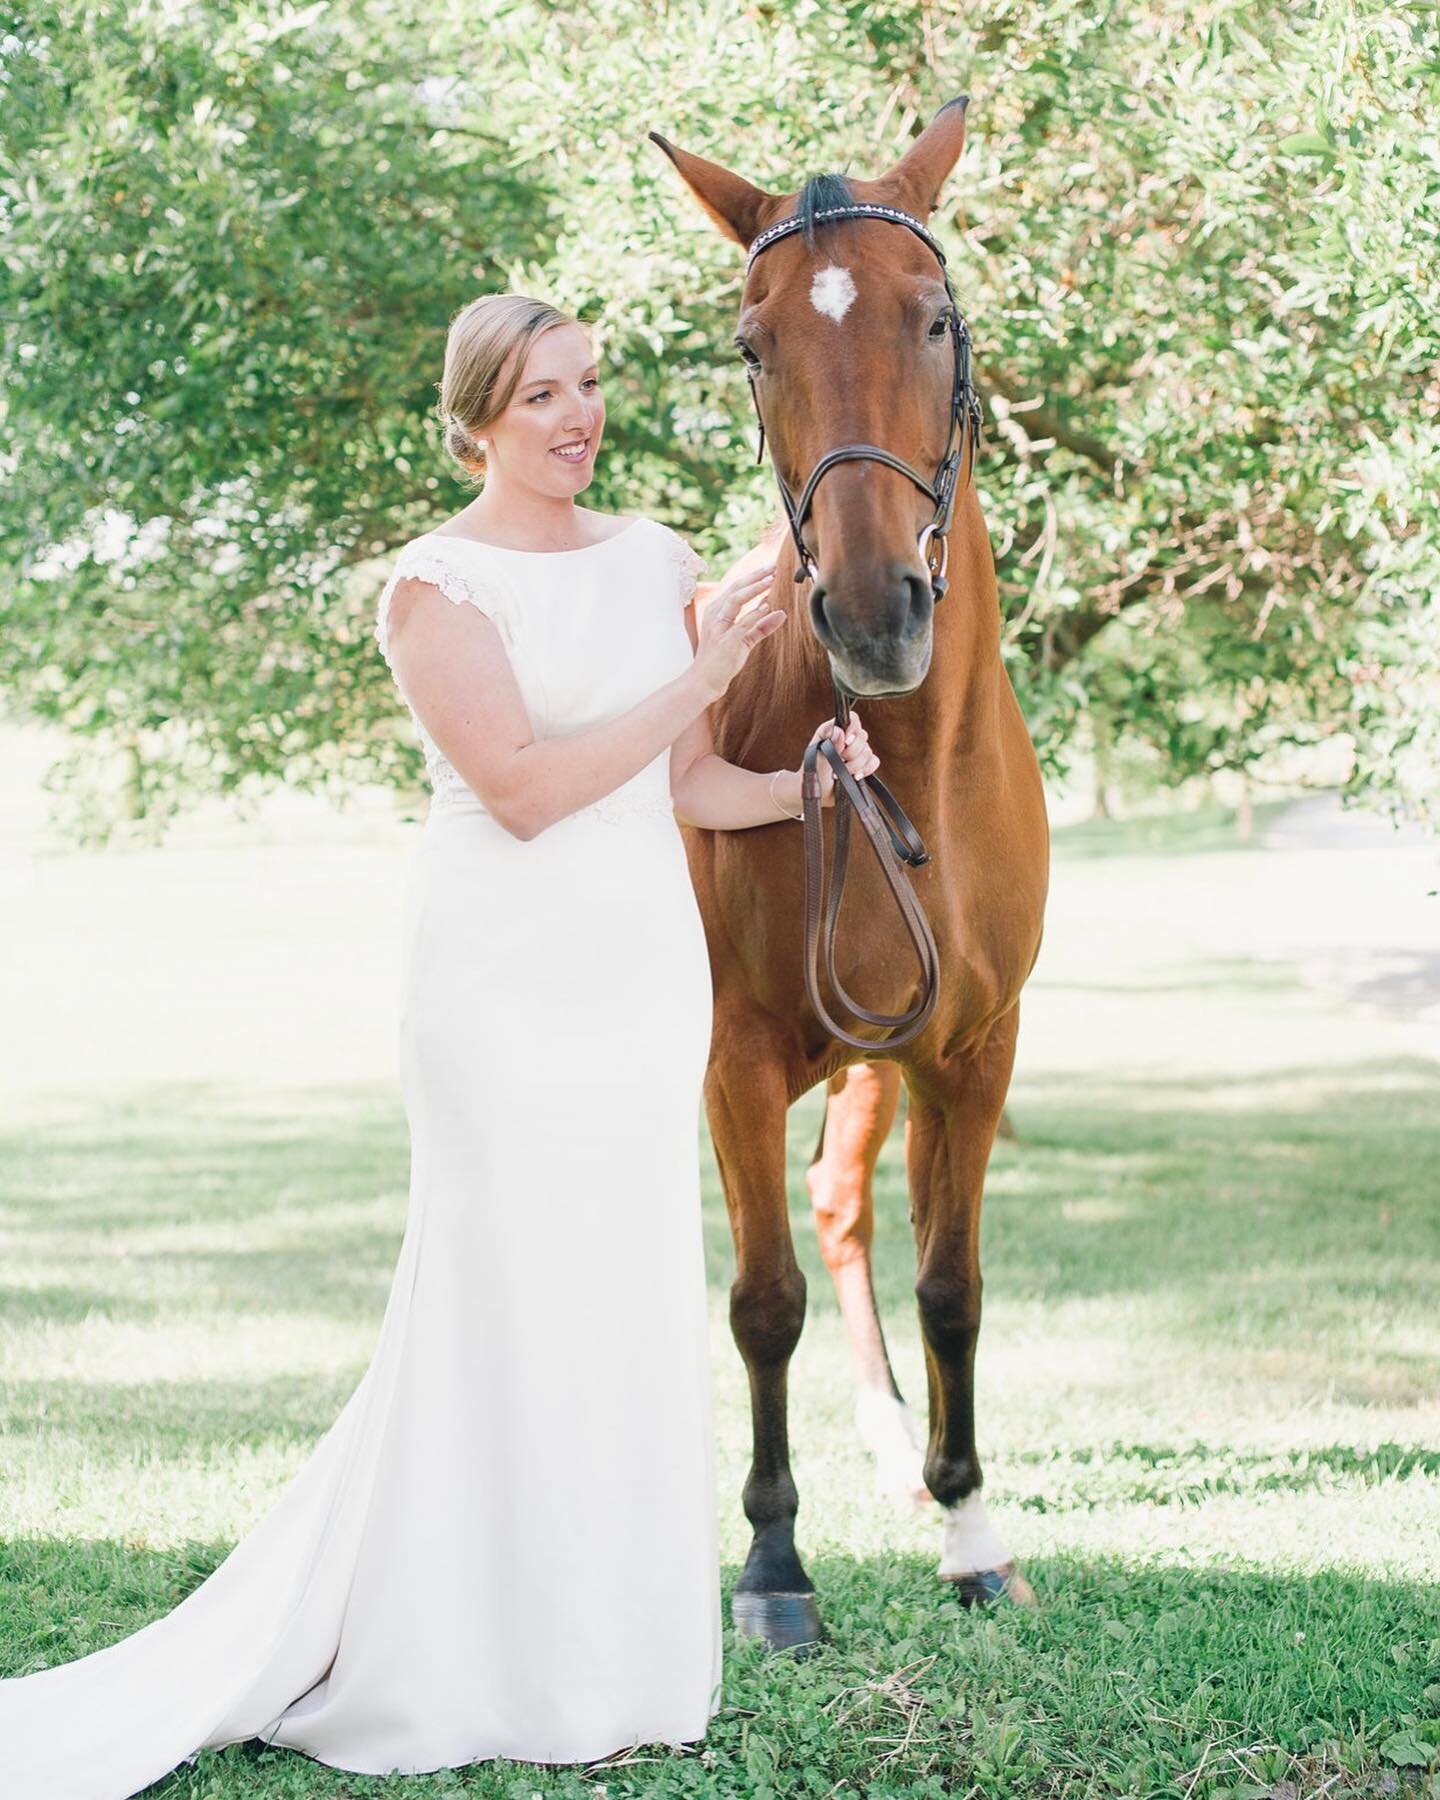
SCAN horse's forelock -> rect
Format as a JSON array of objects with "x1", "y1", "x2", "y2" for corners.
[{"x1": 794, "y1": 172, "x2": 857, "y2": 254}]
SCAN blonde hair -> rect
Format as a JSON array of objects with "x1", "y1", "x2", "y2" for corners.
[{"x1": 437, "y1": 294, "x2": 582, "y2": 485}]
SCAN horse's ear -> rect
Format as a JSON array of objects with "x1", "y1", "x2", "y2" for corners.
[
  {"x1": 648, "y1": 133, "x2": 781, "y2": 249},
  {"x1": 876, "y1": 96, "x2": 970, "y2": 218}
]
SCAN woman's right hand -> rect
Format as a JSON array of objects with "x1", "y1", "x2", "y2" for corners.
[{"x1": 692, "y1": 563, "x2": 783, "y2": 702}]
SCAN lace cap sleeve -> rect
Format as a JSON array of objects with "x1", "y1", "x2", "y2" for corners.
[
  {"x1": 374, "y1": 539, "x2": 508, "y2": 672},
  {"x1": 660, "y1": 527, "x2": 706, "y2": 608}
]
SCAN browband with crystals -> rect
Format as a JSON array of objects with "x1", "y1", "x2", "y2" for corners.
[{"x1": 746, "y1": 202, "x2": 949, "y2": 272}]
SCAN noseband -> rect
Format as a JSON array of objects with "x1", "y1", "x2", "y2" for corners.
[
  {"x1": 740, "y1": 201, "x2": 983, "y2": 602},
  {"x1": 736, "y1": 200, "x2": 985, "y2": 1052}
]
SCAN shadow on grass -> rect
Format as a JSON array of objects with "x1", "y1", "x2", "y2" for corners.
[
  {"x1": 0, "y1": 1370, "x2": 364, "y2": 1455},
  {"x1": 2, "y1": 1537, "x2": 1435, "y2": 1798},
  {"x1": 1336, "y1": 947, "x2": 1440, "y2": 1016},
  {"x1": 0, "y1": 1102, "x2": 401, "y2": 1235},
  {"x1": 19, "y1": 1055, "x2": 1433, "y2": 1338},
  {"x1": 0, "y1": 1282, "x2": 162, "y2": 1326},
  {"x1": 0, "y1": 1083, "x2": 408, "y2": 1324},
  {"x1": 726, "y1": 1060, "x2": 1440, "y2": 1353},
  {"x1": 5, "y1": 1060, "x2": 1436, "y2": 1449}
]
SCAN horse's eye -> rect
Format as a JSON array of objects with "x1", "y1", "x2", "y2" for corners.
[
  {"x1": 929, "y1": 310, "x2": 953, "y2": 340},
  {"x1": 734, "y1": 338, "x2": 763, "y2": 370}
]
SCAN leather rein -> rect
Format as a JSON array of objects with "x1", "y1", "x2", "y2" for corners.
[{"x1": 739, "y1": 201, "x2": 983, "y2": 1052}]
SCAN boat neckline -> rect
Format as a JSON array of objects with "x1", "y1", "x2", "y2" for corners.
[{"x1": 420, "y1": 517, "x2": 646, "y2": 557}]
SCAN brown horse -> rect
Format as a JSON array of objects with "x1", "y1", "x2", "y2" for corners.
[{"x1": 651, "y1": 99, "x2": 1049, "y2": 1649}]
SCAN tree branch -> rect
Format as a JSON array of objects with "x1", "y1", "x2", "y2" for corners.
[
  {"x1": 978, "y1": 365, "x2": 1131, "y2": 478},
  {"x1": 1026, "y1": 564, "x2": 1275, "y2": 673}
]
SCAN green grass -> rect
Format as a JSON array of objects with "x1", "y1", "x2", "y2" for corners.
[{"x1": 2, "y1": 806, "x2": 1437, "y2": 1798}]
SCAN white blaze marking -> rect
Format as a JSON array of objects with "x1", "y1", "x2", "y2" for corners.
[
  {"x1": 810, "y1": 263, "x2": 857, "y2": 323},
  {"x1": 938, "y1": 1491, "x2": 1011, "y2": 1577}
]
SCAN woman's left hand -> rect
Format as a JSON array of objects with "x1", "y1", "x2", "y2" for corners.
[{"x1": 803, "y1": 710, "x2": 879, "y2": 804}]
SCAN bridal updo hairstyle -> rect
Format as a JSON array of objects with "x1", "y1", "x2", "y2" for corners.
[{"x1": 438, "y1": 294, "x2": 579, "y2": 486}]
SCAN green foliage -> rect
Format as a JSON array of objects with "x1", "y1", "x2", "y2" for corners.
[
  {"x1": 973, "y1": 0, "x2": 1440, "y2": 828},
  {"x1": 0, "y1": 0, "x2": 552, "y2": 831},
  {"x1": 1, "y1": 0, "x2": 1436, "y2": 840}
]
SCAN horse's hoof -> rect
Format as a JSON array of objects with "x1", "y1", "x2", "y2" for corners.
[
  {"x1": 942, "y1": 1561, "x2": 1039, "y2": 1609},
  {"x1": 731, "y1": 1589, "x2": 824, "y2": 1652}
]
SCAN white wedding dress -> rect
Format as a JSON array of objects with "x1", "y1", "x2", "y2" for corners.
[{"x1": 0, "y1": 515, "x2": 723, "y2": 1797}]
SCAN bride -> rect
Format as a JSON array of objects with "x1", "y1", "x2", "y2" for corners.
[{"x1": 0, "y1": 291, "x2": 878, "y2": 1797}]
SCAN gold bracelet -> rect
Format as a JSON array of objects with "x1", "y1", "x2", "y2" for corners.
[{"x1": 768, "y1": 769, "x2": 803, "y2": 821}]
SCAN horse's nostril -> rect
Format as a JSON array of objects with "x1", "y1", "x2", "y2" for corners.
[
  {"x1": 809, "y1": 574, "x2": 933, "y2": 664},
  {"x1": 809, "y1": 583, "x2": 833, "y2": 645},
  {"x1": 904, "y1": 570, "x2": 936, "y2": 627}
]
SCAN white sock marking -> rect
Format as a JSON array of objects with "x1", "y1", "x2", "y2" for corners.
[
  {"x1": 854, "y1": 1388, "x2": 927, "y2": 1498},
  {"x1": 938, "y1": 1491, "x2": 1011, "y2": 1576}
]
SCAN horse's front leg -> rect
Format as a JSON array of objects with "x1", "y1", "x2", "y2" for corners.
[
  {"x1": 805, "y1": 1061, "x2": 930, "y2": 1507},
  {"x1": 705, "y1": 1021, "x2": 820, "y2": 1652},
  {"x1": 907, "y1": 1006, "x2": 1038, "y2": 1608}
]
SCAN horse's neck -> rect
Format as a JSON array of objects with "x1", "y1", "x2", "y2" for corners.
[{"x1": 885, "y1": 582, "x2": 1005, "y2": 768}]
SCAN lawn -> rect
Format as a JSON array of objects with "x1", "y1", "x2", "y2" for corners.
[{"x1": 1, "y1": 796, "x2": 1437, "y2": 1798}]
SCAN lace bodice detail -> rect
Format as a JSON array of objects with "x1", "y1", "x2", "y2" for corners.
[
  {"x1": 373, "y1": 547, "x2": 499, "y2": 670},
  {"x1": 664, "y1": 531, "x2": 704, "y2": 608},
  {"x1": 374, "y1": 518, "x2": 704, "y2": 826}
]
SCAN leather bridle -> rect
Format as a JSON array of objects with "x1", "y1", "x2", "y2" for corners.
[
  {"x1": 739, "y1": 200, "x2": 984, "y2": 1052},
  {"x1": 740, "y1": 200, "x2": 982, "y2": 604}
]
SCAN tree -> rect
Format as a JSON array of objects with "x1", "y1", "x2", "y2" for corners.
[
  {"x1": 0, "y1": 0, "x2": 552, "y2": 834},
  {"x1": 2, "y1": 0, "x2": 1435, "y2": 842}
]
